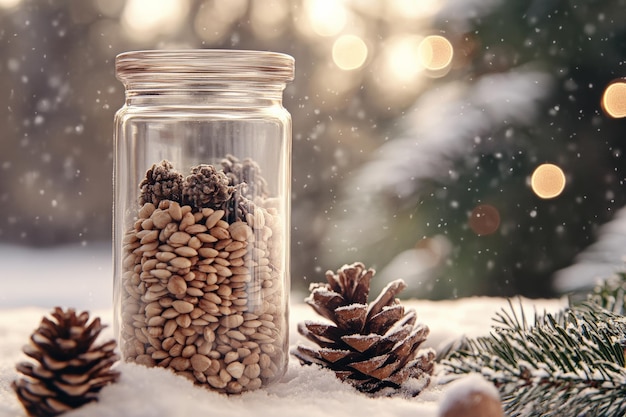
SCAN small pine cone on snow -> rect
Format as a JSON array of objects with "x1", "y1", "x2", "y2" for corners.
[
  {"x1": 12, "y1": 307, "x2": 120, "y2": 417},
  {"x1": 293, "y1": 262, "x2": 435, "y2": 395},
  {"x1": 139, "y1": 160, "x2": 184, "y2": 206},
  {"x1": 183, "y1": 164, "x2": 234, "y2": 210}
]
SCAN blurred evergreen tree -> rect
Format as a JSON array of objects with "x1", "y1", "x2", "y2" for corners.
[{"x1": 327, "y1": 0, "x2": 626, "y2": 298}]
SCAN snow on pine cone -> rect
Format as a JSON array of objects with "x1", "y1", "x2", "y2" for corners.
[
  {"x1": 293, "y1": 262, "x2": 435, "y2": 395},
  {"x1": 12, "y1": 307, "x2": 120, "y2": 417}
]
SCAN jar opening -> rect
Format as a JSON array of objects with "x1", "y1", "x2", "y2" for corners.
[{"x1": 115, "y1": 49, "x2": 294, "y2": 83}]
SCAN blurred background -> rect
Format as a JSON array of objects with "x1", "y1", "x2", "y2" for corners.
[{"x1": 1, "y1": 0, "x2": 626, "y2": 301}]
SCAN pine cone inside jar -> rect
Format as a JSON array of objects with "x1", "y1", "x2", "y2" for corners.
[
  {"x1": 12, "y1": 307, "x2": 120, "y2": 417},
  {"x1": 182, "y1": 164, "x2": 234, "y2": 210},
  {"x1": 139, "y1": 160, "x2": 184, "y2": 206},
  {"x1": 293, "y1": 262, "x2": 435, "y2": 395},
  {"x1": 220, "y1": 154, "x2": 269, "y2": 199}
]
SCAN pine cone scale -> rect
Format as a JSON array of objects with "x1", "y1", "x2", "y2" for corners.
[
  {"x1": 382, "y1": 325, "x2": 412, "y2": 346},
  {"x1": 299, "y1": 322, "x2": 342, "y2": 348},
  {"x1": 350, "y1": 354, "x2": 391, "y2": 377},
  {"x1": 367, "y1": 305, "x2": 404, "y2": 334},
  {"x1": 319, "y1": 349, "x2": 354, "y2": 363},
  {"x1": 307, "y1": 287, "x2": 345, "y2": 319},
  {"x1": 31, "y1": 333, "x2": 53, "y2": 346},
  {"x1": 341, "y1": 334, "x2": 382, "y2": 353},
  {"x1": 334, "y1": 304, "x2": 367, "y2": 331},
  {"x1": 293, "y1": 345, "x2": 326, "y2": 366},
  {"x1": 16, "y1": 363, "x2": 42, "y2": 379},
  {"x1": 55, "y1": 381, "x2": 90, "y2": 397},
  {"x1": 385, "y1": 367, "x2": 411, "y2": 386},
  {"x1": 366, "y1": 280, "x2": 406, "y2": 322},
  {"x1": 79, "y1": 349, "x2": 111, "y2": 362},
  {"x1": 16, "y1": 380, "x2": 56, "y2": 397},
  {"x1": 389, "y1": 326, "x2": 429, "y2": 362},
  {"x1": 388, "y1": 309, "x2": 417, "y2": 331},
  {"x1": 45, "y1": 398, "x2": 72, "y2": 413},
  {"x1": 366, "y1": 361, "x2": 399, "y2": 381},
  {"x1": 56, "y1": 339, "x2": 77, "y2": 350},
  {"x1": 59, "y1": 373, "x2": 90, "y2": 384},
  {"x1": 334, "y1": 370, "x2": 352, "y2": 381},
  {"x1": 41, "y1": 356, "x2": 67, "y2": 371}
]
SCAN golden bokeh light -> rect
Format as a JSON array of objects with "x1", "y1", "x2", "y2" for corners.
[
  {"x1": 122, "y1": 0, "x2": 190, "y2": 40},
  {"x1": 531, "y1": 164, "x2": 566, "y2": 199},
  {"x1": 384, "y1": 35, "x2": 423, "y2": 83},
  {"x1": 367, "y1": 35, "x2": 429, "y2": 108},
  {"x1": 305, "y1": 0, "x2": 347, "y2": 37},
  {"x1": 469, "y1": 204, "x2": 501, "y2": 236},
  {"x1": 601, "y1": 80, "x2": 626, "y2": 118},
  {"x1": 0, "y1": 0, "x2": 22, "y2": 8},
  {"x1": 332, "y1": 35, "x2": 368, "y2": 71},
  {"x1": 418, "y1": 35, "x2": 454, "y2": 71}
]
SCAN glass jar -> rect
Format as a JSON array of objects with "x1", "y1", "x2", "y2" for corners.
[{"x1": 112, "y1": 50, "x2": 294, "y2": 394}]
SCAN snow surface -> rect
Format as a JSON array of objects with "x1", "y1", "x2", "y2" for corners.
[{"x1": 0, "y1": 244, "x2": 565, "y2": 417}]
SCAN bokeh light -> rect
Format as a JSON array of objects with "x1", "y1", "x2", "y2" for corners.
[
  {"x1": 305, "y1": 0, "x2": 347, "y2": 37},
  {"x1": 367, "y1": 35, "x2": 429, "y2": 108},
  {"x1": 601, "y1": 80, "x2": 626, "y2": 118},
  {"x1": 121, "y1": 0, "x2": 190, "y2": 40},
  {"x1": 383, "y1": 35, "x2": 423, "y2": 83},
  {"x1": 469, "y1": 204, "x2": 501, "y2": 236},
  {"x1": 531, "y1": 164, "x2": 566, "y2": 199},
  {"x1": 418, "y1": 35, "x2": 454, "y2": 72},
  {"x1": 0, "y1": 0, "x2": 22, "y2": 8},
  {"x1": 332, "y1": 35, "x2": 368, "y2": 71}
]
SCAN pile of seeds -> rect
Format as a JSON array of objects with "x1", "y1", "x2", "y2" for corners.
[{"x1": 119, "y1": 159, "x2": 286, "y2": 394}]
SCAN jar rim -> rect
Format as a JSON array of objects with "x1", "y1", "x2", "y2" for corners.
[{"x1": 115, "y1": 49, "x2": 294, "y2": 82}]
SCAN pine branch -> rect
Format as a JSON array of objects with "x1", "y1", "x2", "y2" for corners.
[
  {"x1": 588, "y1": 271, "x2": 626, "y2": 315},
  {"x1": 442, "y1": 300, "x2": 626, "y2": 417}
]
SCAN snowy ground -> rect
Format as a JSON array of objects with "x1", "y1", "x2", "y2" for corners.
[{"x1": 0, "y1": 244, "x2": 565, "y2": 417}]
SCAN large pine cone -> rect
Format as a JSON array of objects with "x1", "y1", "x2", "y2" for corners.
[
  {"x1": 293, "y1": 262, "x2": 435, "y2": 394},
  {"x1": 12, "y1": 307, "x2": 120, "y2": 417}
]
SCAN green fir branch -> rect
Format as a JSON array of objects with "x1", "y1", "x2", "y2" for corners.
[{"x1": 442, "y1": 300, "x2": 626, "y2": 417}]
